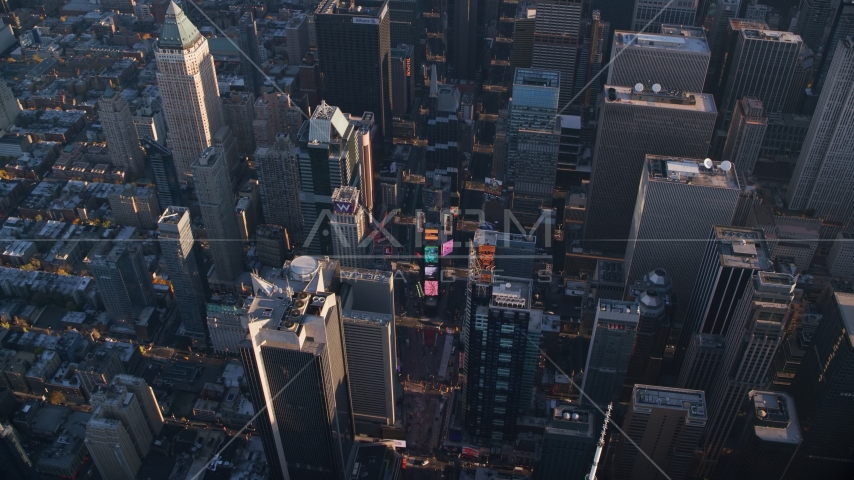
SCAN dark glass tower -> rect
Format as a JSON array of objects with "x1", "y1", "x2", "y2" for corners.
[
  {"x1": 533, "y1": 404, "x2": 596, "y2": 480},
  {"x1": 142, "y1": 136, "x2": 181, "y2": 211},
  {"x1": 315, "y1": 0, "x2": 391, "y2": 136},
  {"x1": 238, "y1": 12, "x2": 264, "y2": 96}
]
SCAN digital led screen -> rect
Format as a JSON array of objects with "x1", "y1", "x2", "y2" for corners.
[
  {"x1": 424, "y1": 246, "x2": 439, "y2": 264},
  {"x1": 425, "y1": 266, "x2": 438, "y2": 279},
  {"x1": 441, "y1": 240, "x2": 453, "y2": 257},
  {"x1": 425, "y1": 280, "x2": 439, "y2": 296}
]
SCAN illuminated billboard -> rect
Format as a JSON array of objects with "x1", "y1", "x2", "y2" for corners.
[
  {"x1": 425, "y1": 266, "x2": 439, "y2": 279},
  {"x1": 424, "y1": 246, "x2": 439, "y2": 264},
  {"x1": 441, "y1": 239, "x2": 453, "y2": 257},
  {"x1": 425, "y1": 281, "x2": 439, "y2": 296}
]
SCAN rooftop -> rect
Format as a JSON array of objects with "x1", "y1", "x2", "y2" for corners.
[
  {"x1": 713, "y1": 226, "x2": 771, "y2": 271},
  {"x1": 596, "y1": 299, "x2": 640, "y2": 323},
  {"x1": 614, "y1": 30, "x2": 709, "y2": 53},
  {"x1": 545, "y1": 403, "x2": 595, "y2": 438},
  {"x1": 514, "y1": 68, "x2": 560, "y2": 87},
  {"x1": 647, "y1": 156, "x2": 739, "y2": 189},
  {"x1": 835, "y1": 292, "x2": 854, "y2": 348},
  {"x1": 604, "y1": 84, "x2": 715, "y2": 112},
  {"x1": 159, "y1": 1, "x2": 202, "y2": 50},
  {"x1": 490, "y1": 276, "x2": 533, "y2": 310},
  {"x1": 634, "y1": 385, "x2": 707, "y2": 419},
  {"x1": 750, "y1": 391, "x2": 801, "y2": 444}
]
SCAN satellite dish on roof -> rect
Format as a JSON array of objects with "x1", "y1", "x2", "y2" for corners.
[
  {"x1": 652, "y1": 83, "x2": 662, "y2": 93},
  {"x1": 634, "y1": 83, "x2": 644, "y2": 93},
  {"x1": 703, "y1": 158, "x2": 714, "y2": 169},
  {"x1": 720, "y1": 160, "x2": 732, "y2": 171}
]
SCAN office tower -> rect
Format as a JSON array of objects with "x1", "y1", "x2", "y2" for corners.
[
  {"x1": 702, "y1": 0, "x2": 744, "y2": 91},
  {"x1": 355, "y1": 112, "x2": 376, "y2": 215},
  {"x1": 715, "y1": 22, "x2": 802, "y2": 141},
  {"x1": 256, "y1": 224, "x2": 290, "y2": 267},
  {"x1": 285, "y1": 13, "x2": 310, "y2": 65},
  {"x1": 0, "y1": 81, "x2": 21, "y2": 130},
  {"x1": 580, "y1": 299, "x2": 639, "y2": 407},
  {"x1": 296, "y1": 102, "x2": 360, "y2": 254},
  {"x1": 238, "y1": 12, "x2": 263, "y2": 96},
  {"x1": 222, "y1": 92, "x2": 256, "y2": 156},
  {"x1": 582, "y1": 85, "x2": 716, "y2": 255},
  {"x1": 339, "y1": 268, "x2": 398, "y2": 434},
  {"x1": 157, "y1": 207, "x2": 207, "y2": 340},
  {"x1": 132, "y1": 99, "x2": 167, "y2": 145},
  {"x1": 506, "y1": 68, "x2": 559, "y2": 186},
  {"x1": 531, "y1": 0, "x2": 582, "y2": 107},
  {"x1": 787, "y1": 36, "x2": 854, "y2": 223},
  {"x1": 330, "y1": 187, "x2": 368, "y2": 268},
  {"x1": 576, "y1": 11, "x2": 610, "y2": 107},
  {"x1": 87, "y1": 243, "x2": 155, "y2": 322},
  {"x1": 625, "y1": 269, "x2": 675, "y2": 387},
  {"x1": 675, "y1": 226, "x2": 771, "y2": 371},
  {"x1": 255, "y1": 134, "x2": 303, "y2": 243},
  {"x1": 462, "y1": 276, "x2": 542, "y2": 445},
  {"x1": 533, "y1": 404, "x2": 596, "y2": 480},
  {"x1": 451, "y1": 0, "x2": 477, "y2": 80},
  {"x1": 98, "y1": 87, "x2": 145, "y2": 173},
  {"x1": 613, "y1": 385, "x2": 708, "y2": 480},
  {"x1": 511, "y1": 6, "x2": 536, "y2": 71},
  {"x1": 469, "y1": 229, "x2": 537, "y2": 279},
  {"x1": 797, "y1": 0, "x2": 834, "y2": 52},
  {"x1": 723, "y1": 390, "x2": 802, "y2": 480},
  {"x1": 608, "y1": 26, "x2": 710, "y2": 93},
  {"x1": 142, "y1": 137, "x2": 181, "y2": 211},
  {"x1": 315, "y1": 0, "x2": 391, "y2": 135},
  {"x1": 156, "y1": 1, "x2": 225, "y2": 176},
  {"x1": 243, "y1": 281, "x2": 355, "y2": 480},
  {"x1": 192, "y1": 147, "x2": 243, "y2": 282},
  {"x1": 828, "y1": 231, "x2": 854, "y2": 278},
  {"x1": 721, "y1": 97, "x2": 767, "y2": 178},
  {"x1": 90, "y1": 384, "x2": 152, "y2": 458},
  {"x1": 85, "y1": 415, "x2": 141, "y2": 480},
  {"x1": 0, "y1": 423, "x2": 39, "y2": 480},
  {"x1": 696, "y1": 272, "x2": 795, "y2": 477},
  {"x1": 390, "y1": 44, "x2": 414, "y2": 117},
  {"x1": 206, "y1": 301, "x2": 249, "y2": 355},
  {"x1": 388, "y1": 0, "x2": 418, "y2": 70},
  {"x1": 784, "y1": 291, "x2": 854, "y2": 478},
  {"x1": 111, "y1": 374, "x2": 163, "y2": 436},
  {"x1": 108, "y1": 184, "x2": 160, "y2": 230},
  {"x1": 814, "y1": 1, "x2": 854, "y2": 93},
  {"x1": 632, "y1": 0, "x2": 697, "y2": 32},
  {"x1": 623, "y1": 157, "x2": 739, "y2": 321},
  {"x1": 677, "y1": 333, "x2": 725, "y2": 392}
]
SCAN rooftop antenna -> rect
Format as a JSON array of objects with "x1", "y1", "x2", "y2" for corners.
[
  {"x1": 703, "y1": 158, "x2": 713, "y2": 169},
  {"x1": 720, "y1": 160, "x2": 732, "y2": 171},
  {"x1": 634, "y1": 83, "x2": 644, "y2": 93},
  {"x1": 585, "y1": 402, "x2": 613, "y2": 480}
]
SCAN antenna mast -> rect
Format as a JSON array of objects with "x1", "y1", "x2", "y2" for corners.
[{"x1": 585, "y1": 402, "x2": 613, "y2": 480}]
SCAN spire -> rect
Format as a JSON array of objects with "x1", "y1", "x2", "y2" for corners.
[{"x1": 159, "y1": 1, "x2": 202, "y2": 50}]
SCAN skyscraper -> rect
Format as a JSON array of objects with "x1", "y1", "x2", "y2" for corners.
[
  {"x1": 787, "y1": 291, "x2": 854, "y2": 478},
  {"x1": 296, "y1": 102, "x2": 360, "y2": 254},
  {"x1": 243, "y1": 274, "x2": 355, "y2": 480},
  {"x1": 608, "y1": 26, "x2": 710, "y2": 93},
  {"x1": 206, "y1": 301, "x2": 249, "y2": 356},
  {"x1": 339, "y1": 268, "x2": 398, "y2": 435},
  {"x1": 192, "y1": 147, "x2": 243, "y2": 283},
  {"x1": 797, "y1": 0, "x2": 835, "y2": 53},
  {"x1": 696, "y1": 272, "x2": 795, "y2": 477},
  {"x1": 155, "y1": 1, "x2": 225, "y2": 176},
  {"x1": 612, "y1": 385, "x2": 707, "y2": 480},
  {"x1": 623, "y1": 157, "x2": 740, "y2": 322},
  {"x1": 89, "y1": 384, "x2": 152, "y2": 459},
  {"x1": 222, "y1": 92, "x2": 257, "y2": 157},
  {"x1": 157, "y1": 206, "x2": 207, "y2": 341},
  {"x1": 315, "y1": 0, "x2": 391, "y2": 135},
  {"x1": 511, "y1": 6, "x2": 536, "y2": 71},
  {"x1": 108, "y1": 184, "x2": 160, "y2": 230},
  {"x1": 721, "y1": 97, "x2": 767, "y2": 178},
  {"x1": 723, "y1": 390, "x2": 802, "y2": 480},
  {"x1": 580, "y1": 299, "x2": 639, "y2": 407},
  {"x1": 531, "y1": 0, "x2": 582, "y2": 107},
  {"x1": 390, "y1": 44, "x2": 415, "y2": 117},
  {"x1": 0, "y1": 81, "x2": 21, "y2": 131},
  {"x1": 676, "y1": 333, "x2": 725, "y2": 393},
  {"x1": 255, "y1": 134, "x2": 303, "y2": 243},
  {"x1": 111, "y1": 374, "x2": 163, "y2": 436},
  {"x1": 631, "y1": 0, "x2": 697, "y2": 32},
  {"x1": 451, "y1": 0, "x2": 477, "y2": 80},
  {"x1": 675, "y1": 226, "x2": 771, "y2": 370},
  {"x1": 532, "y1": 403, "x2": 597, "y2": 480},
  {"x1": 787, "y1": 36, "x2": 854, "y2": 223},
  {"x1": 702, "y1": 0, "x2": 744, "y2": 92},
  {"x1": 285, "y1": 13, "x2": 310, "y2": 65},
  {"x1": 98, "y1": 88, "x2": 145, "y2": 173},
  {"x1": 625, "y1": 269, "x2": 675, "y2": 387},
  {"x1": 142, "y1": 137, "x2": 181, "y2": 211},
  {"x1": 0, "y1": 423, "x2": 39, "y2": 480},
  {"x1": 714, "y1": 21, "x2": 802, "y2": 145},
  {"x1": 576, "y1": 10, "x2": 609, "y2": 107},
  {"x1": 813, "y1": 0, "x2": 854, "y2": 93},
  {"x1": 462, "y1": 276, "x2": 542, "y2": 445},
  {"x1": 85, "y1": 416, "x2": 140, "y2": 480},
  {"x1": 87, "y1": 242, "x2": 155, "y2": 322},
  {"x1": 238, "y1": 12, "x2": 263, "y2": 96},
  {"x1": 582, "y1": 85, "x2": 716, "y2": 255},
  {"x1": 330, "y1": 187, "x2": 368, "y2": 268}
]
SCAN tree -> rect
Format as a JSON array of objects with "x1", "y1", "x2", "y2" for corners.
[{"x1": 48, "y1": 391, "x2": 66, "y2": 405}]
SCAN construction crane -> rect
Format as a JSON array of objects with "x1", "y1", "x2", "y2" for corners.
[{"x1": 585, "y1": 402, "x2": 613, "y2": 480}]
